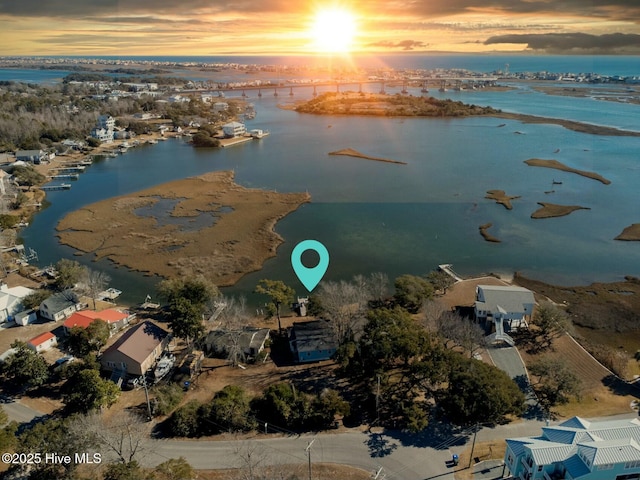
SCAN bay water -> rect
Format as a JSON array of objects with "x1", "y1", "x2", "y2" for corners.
[{"x1": 12, "y1": 58, "x2": 640, "y2": 304}]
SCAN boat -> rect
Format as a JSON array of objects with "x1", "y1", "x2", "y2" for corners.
[
  {"x1": 250, "y1": 129, "x2": 270, "y2": 139},
  {"x1": 154, "y1": 354, "x2": 176, "y2": 381},
  {"x1": 148, "y1": 139, "x2": 158, "y2": 144}
]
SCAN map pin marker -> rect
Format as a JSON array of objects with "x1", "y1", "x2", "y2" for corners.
[{"x1": 291, "y1": 240, "x2": 329, "y2": 292}]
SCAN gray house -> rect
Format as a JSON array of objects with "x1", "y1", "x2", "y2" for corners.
[
  {"x1": 205, "y1": 327, "x2": 270, "y2": 358},
  {"x1": 15, "y1": 150, "x2": 47, "y2": 164},
  {"x1": 289, "y1": 320, "x2": 338, "y2": 363},
  {"x1": 39, "y1": 291, "x2": 82, "y2": 322}
]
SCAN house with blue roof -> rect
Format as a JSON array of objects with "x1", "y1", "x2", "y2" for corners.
[{"x1": 504, "y1": 416, "x2": 640, "y2": 479}]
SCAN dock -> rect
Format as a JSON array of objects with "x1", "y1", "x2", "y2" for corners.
[
  {"x1": 41, "y1": 184, "x2": 71, "y2": 191},
  {"x1": 48, "y1": 174, "x2": 79, "y2": 180},
  {"x1": 219, "y1": 136, "x2": 253, "y2": 148},
  {"x1": 438, "y1": 264, "x2": 464, "y2": 283}
]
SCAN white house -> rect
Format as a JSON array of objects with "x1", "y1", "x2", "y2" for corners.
[
  {"x1": 27, "y1": 331, "x2": 57, "y2": 353},
  {"x1": 222, "y1": 121, "x2": 246, "y2": 138},
  {"x1": 96, "y1": 115, "x2": 116, "y2": 131},
  {"x1": 0, "y1": 283, "x2": 35, "y2": 325},
  {"x1": 91, "y1": 127, "x2": 114, "y2": 143},
  {"x1": 475, "y1": 285, "x2": 535, "y2": 329},
  {"x1": 504, "y1": 416, "x2": 640, "y2": 480}
]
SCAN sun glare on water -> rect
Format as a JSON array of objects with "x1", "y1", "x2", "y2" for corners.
[{"x1": 311, "y1": 8, "x2": 357, "y2": 53}]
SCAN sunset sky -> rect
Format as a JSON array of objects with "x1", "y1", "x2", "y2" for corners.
[{"x1": 1, "y1": 0, "x2": 639, "y2": 56}]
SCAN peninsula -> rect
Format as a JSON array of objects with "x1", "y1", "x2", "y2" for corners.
[
  {"x1": 293, "y1": 92, "x2": 640, "y2": 137},
  {"x1": 524, "y1": 159, "x2": 612, "y2": 185},
  {"x1": 56, "y1": 171, "x2": 310, "y2": 286},
  {"x1": 328, "y1": 148, "x2": 406, "y2": 165}
]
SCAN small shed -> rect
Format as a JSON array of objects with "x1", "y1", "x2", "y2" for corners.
[{"x1": 28, "y1": 332, "x2": 57, "y2": 353}]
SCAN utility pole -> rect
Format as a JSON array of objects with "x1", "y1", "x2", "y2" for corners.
[
  {"x1": 142, "y1": 374, "x2": 152, "y2": 421},
  {"x1": 305, "y1": 438, "x2": 316, "y2": 480},
  {"x1": 468, "y1": 422, "x2": 479, "y2": 468},
  {"x1": 375, "y1": 375, "x2": 381, "y2": 422}
]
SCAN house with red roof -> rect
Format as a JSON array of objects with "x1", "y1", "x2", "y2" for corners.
[
  {"x1": 27, "y1": 331, "x2": 57, "y2": 353},
  {"x1": 63, "y1": 308, "x2": 134, "y2": 336}
]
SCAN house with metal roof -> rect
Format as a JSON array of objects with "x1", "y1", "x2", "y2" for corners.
[
  {"x1": 504, "y1": 415, "x2": 640, "y2": 480},
  {"x1": 63, "y1": 308, "x2": 133, "y2": 336},
  {"x1": 39, "y1": 291, "x2": 82, "y2": 322},
  {"x1": 27, "y1": 331, "x2": 57, "y2": 353},
  {"x1": 100, "y1": 321, "x2": 171, "y2": 378},
  {"x1": 289, "y1": 320, "x2": 338, "y2": 363},
  {"x1": 204, "y1": 327, "x2": 270, "y2": 359}
]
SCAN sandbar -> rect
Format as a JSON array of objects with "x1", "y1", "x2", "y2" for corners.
[
  {"x1": 524, "y1": 158, "x2": 611, "y2": 185},
  {"x1": 56, "y1": 171, "x2": 310, "y2": 286},
  {"x1": 615, "y1": 224, "x2": 640, "y2": 241},
  {"x1": 485, "y1": 190, "x2": 521, "y2": 210},
  {"x1": 328, "y1": 148, "x2": 407, "y2": 165},
  {"x1": 531, "y1": 203, "x2": 591, "y2": 219},
  {"x1": 479, "y1": 223, "x2": 501, "y2": 243},
  {"x1": 494, "y1": 112, "x2": 640, "y2": 137}
]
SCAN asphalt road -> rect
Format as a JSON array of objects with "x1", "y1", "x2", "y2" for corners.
[
  {"x1": 2, "y1": 399, "x2": 42, "y2": 424},
  {"x1": 141, "y1": 413, "x2": 638, "y2": 480},
  {"x1": 143, "y1": 431, "x2": 458, "y2": 480}
]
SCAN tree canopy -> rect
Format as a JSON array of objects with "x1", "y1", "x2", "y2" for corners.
[
  {"x1": 158, "y1": 276, "x2": 219, "y2": 343},
  {"x1": 64, "y1": 368, "x2": 120, "y2": 412},
  {"x1": 529, "y1": 357, "x2": 582, "y2": 414},
  {"x1": 254, "y1": 279, "x2": 295, "y2": 332},
  {"x1": 394, "y1": 274, "x2": 433, "y2": 313},
  {"x1": 440, "y1": 357, "x2": 526, "y2": 426},
  {"x1": 2, "y1": 340, "x2": 49, "y2": 388}
]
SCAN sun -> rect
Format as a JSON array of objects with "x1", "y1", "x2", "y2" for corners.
[{"x1": 311, "y1": 8, "x2": 357, "y2": 53}]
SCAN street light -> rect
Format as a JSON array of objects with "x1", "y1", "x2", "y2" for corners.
[{"x1": 305, "y1": 438, "x2": 316, "y2": 480}]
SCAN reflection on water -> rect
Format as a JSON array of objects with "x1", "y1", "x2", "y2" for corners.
[{"x1": 20, "y1": 84, "x2": 640, "y2": 304}]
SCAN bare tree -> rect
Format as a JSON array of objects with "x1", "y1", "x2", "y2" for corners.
[
  {"x1": 216, "y1": 296, "x2": 250, "y2": 366},
  {"x1": 80, "y1": 268, "x2": 111, "y2": 309},
  {"x1": 435, "y1": 310, "x2": 486, "y2": 357},
  {"x1": 420, "y1": 299, "x2": 449, "y2": 332},
  {"x1": 316, "y1": 278, "x2": 369, "y2": 344},
  {"x1": 71, "y1": 410, "x2": 149, "y2": 464},
  {"x1": 233, "y1": 440, "x2": 267, "y2": 480}
]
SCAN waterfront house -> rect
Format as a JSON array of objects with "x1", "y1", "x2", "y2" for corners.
[
  {"x1": 15, "y1": 149, "x2": 47, "y2": 164},
  {"x1": 0, "y1": 283, "x2": 35, "y2": 325},
  {"x1": 90, "y1": 127, "x2": 114, "y2": 143},
  {"x1": 39, "y1": 291, "x2": 82, "y2": 322},
  {"x1": 289, "y1": 320, "x2": 338, "y2": 363},
  {"x1": 503, "y1": 416, "x2": 640, "y2": 480},
  {"x1": 100, "y1": 321, "x2": 171, "y2": 378},
  {"x1": 27, "y1": 331, "x2": 57, "y2": 353},
  {"x1": 474, "y1": 285, "x2": 535, "y2": 329},
  {"x1": 97, "y1": 115, "x2": 116, "y2": 131},
  {"x1": 205, "y1": 327, "x2": 270, "y2": 359},
  {"x1": 222, "y1": 121, "x2": 246, "y2": 138},
  {"x1": 63, "y1": 308, "x2": 133, "y2": 336}
]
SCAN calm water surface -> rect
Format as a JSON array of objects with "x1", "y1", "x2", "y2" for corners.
[{"x1": 20, "y1": 79, "x2": 640, "y2": 304}]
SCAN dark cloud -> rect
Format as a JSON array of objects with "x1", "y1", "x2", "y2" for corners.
[
  {"x1": 367, "y1": 40, "x2": 427, "y2": 51},
  {"x1": 1, "y1": 0, "x2": 639, "y2": 22},
  {"x1": 484, "y1": 32, "x2": 640, "y2": 53}
]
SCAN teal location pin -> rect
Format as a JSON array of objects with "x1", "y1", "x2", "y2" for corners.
[{"x1": 291, "y1": 240, "x2": 329, "y2": 292}]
